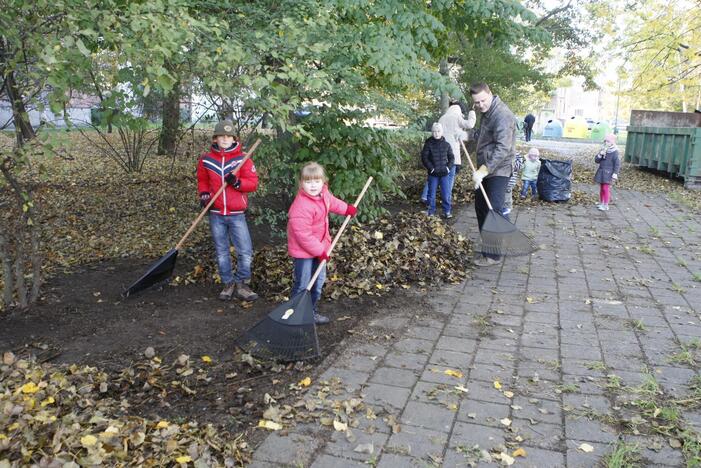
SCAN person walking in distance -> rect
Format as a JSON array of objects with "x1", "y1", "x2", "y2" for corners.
[{"x1": 523, "y1": 113, "x2": 535, "y2": 142}]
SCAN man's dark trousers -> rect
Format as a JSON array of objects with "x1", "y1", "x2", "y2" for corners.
[{"x1": 475, "y1": 176, "x2": 510, "y2": 260}]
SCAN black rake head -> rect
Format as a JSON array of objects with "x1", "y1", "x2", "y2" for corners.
[
  {"x1": 236, "y1": 290, "x2": 321, "y2": 362},
  {"x1": 479, "y1": 211, "x2": 537, "y2": 257}
]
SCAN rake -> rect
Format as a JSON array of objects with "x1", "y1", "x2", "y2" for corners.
[
  {"x1": 123, "y1": 139, "x2": 262, "y2": 297},
  {"x1": 460, "y1": 140, "x2": 536, "y2": 257},
  {"x1": 236, "y1": 176, "x2": 373, "y2": 362}
]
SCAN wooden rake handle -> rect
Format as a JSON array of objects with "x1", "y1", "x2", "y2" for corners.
[
  {"x1": 460, "y1": 140, "x2": 494, "y2": 211},
  {"x1": 306, "y1": 176, "x2": 374, "y2": 291},
  {"x1": 175, "y1": 138, "x2": 262, "y2": 250}
]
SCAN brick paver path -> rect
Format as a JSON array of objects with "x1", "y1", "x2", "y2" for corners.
[{"x1": 249, "y1": 186, "x2": 701, "y2": 467}]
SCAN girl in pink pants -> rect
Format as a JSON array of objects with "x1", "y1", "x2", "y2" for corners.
[{"x1": 594, "y1": 133, "x2": 621, "y2": 211}]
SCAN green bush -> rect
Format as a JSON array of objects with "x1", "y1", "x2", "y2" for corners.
[{"x1": 262, "y1": 108, "x2": 420, "y2": 220}]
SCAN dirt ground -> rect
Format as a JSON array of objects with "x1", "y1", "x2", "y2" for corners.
[{"x1": 0, "y1": 252, "x2": 429, "y2": 450}]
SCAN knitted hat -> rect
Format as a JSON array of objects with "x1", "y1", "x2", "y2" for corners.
[
  {"x1": 213, "y1": 120, "x2": 236, "y2": 137},
  {"x1": 604, "y1": 133, "x2": 616, "y2": 145},
  {"x1": 527, "y1": 147, "x2": 540, "y2": 159},
  {"x1": 431, "y1": 122, "x2": 443, "y2": 133}
]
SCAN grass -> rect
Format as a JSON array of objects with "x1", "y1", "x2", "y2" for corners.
[
  {"x1": 669, "y1": 340, "x2": 701, "y2": 367},
  {"x1": 626, "y1": 319, "x2": 647, "y2": 332},
  {"x1": 678, "y1": 259, "x2": 688, "y2": 267},
  {"x1": 693, "y1": 272, "x2": 701, "y2": 283},
  {"x1": 603, "y1": 441, "x2": 640, "y2": 468},
  {"x1": 649, "y1": 226, "x2": 660, "y2": 237},
  {"x1": 606, "y1": 374, "x2": 623, "y2": 391},
  {"x1": 556, "y1": 383, "x2": 579, "y2": 393},
  {"x1": 638, "y1": 245, "x2": 655, "y2": 255},
  {"x1": 472, "y1": 314, "x2": 492, "y2": 336},
  {"x1": 671, "y1": 282, "x2": 686, "y2": 294},
  {"x1": 585, "y1": 361, "x2": 607, "y2": 371}
]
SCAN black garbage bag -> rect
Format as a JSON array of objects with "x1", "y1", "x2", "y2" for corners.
[{"x1": 537, "y1": 159, "x2": 572, "y2": 202}]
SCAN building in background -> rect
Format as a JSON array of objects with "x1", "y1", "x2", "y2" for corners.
[{"x1": 535, "y1": 77, "x2": 604, "y2": 134}]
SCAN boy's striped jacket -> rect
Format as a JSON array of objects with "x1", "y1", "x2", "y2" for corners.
[{"x1": 197, "y1": 142, "x2": 258, "y2": 215}]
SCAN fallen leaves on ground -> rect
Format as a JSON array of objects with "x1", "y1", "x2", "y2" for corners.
[
  {"x1": 0, "y1": 355, "x2": 251, "y2": 466},
  {"x1": 203, "y1": 211, "x2": 474, "y2": 302}
]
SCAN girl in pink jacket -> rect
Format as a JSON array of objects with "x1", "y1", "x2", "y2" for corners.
[{"x1": 287, "y1": 162, "x2": 357, "y2": 324}]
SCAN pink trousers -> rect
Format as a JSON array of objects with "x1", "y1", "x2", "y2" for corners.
[{"x1": 599, "y1": 183, "x2": 611, "y2": 204}]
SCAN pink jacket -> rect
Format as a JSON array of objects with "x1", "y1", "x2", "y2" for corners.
[{"x1": 287, "y1": 185, "x2": 349, "y2": 258}]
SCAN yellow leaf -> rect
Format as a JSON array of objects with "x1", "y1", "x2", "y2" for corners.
[
  {"x1": 258, "y1": 420, "x2": 282, "y2": 431},
  {"x1": 201, "y1": 356, "x2": 212, "y2": 363},
  {"x1": 156, "y1": 421, "x2": 169, "y2": 429},
  {"x1": 21, "y1": 382, "x2": 40, "y2": 394},
  {"x1": 496, "y1": 452, "x2": 515, "y2": 465},
  {"x1": 444, "y1": 369, "x2": 463, "y2": 378},
  {"x1": 0, "y1": 434, "x2": 7, "y2": 440},
  {"x1": 81, "y1": 435, "x2": 98, "y2": 447},
  {"x1": 333, "y1": 419, "x2": 348, "y2": 432},
  {"x1": 375, "y1": 283, "x2": 383, "y2": 289},
  {"x1": 503, "y1": 390, "x2": 514, "y2": 398},
  {"x1": 500, "y1": 417, "x2": 512, "y2": 426},
  {"x1": 493, "y1": 380, "x2": 502, "y2": 390},
  {"x1": 526, "y1": 296, "x2": 535, "y2": 304},
  {"x1": 40, "y1": 396, "x2": 55, "y2": 407},
  {"x1": 578, "y1": 443, "x2": 594, "y2": 453},
  {"x1": 512, "y1": 447, "x2": 527, "y2": 458},
  {"x1": 299, "y1": 377, "x2": 312, "y2": 387},
  {"x1": 175, "y1": 455, "x2": 192, "y2": 463},
  {"x1": 454, "y1": 385, "x2": 469, "y2": 393}
]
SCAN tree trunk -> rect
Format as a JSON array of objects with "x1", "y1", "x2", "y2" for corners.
[
  {"x1": 13, "y1": 239, "x2": 27, "y2": 309},
  {"x1": 6, "y1": 71, "x2": 36, "y2": 145},
  {"x1": 29, "y1": 217, "x2": 42, "y2": 303},
  {"x1": 0, "y1": 231, "x2": 14, "y2": 308},
  {"x1": 439, "y1": 59, "x2": 450, "y2": 114},
  {"x1": 158, "y1": 80, "x2": 181, "y2": 155}
]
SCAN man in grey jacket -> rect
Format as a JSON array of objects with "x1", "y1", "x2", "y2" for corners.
[{"x1": 469, "y1": 82, "x2": 516, "y2": 266}]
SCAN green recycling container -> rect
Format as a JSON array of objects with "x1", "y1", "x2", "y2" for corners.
[
  {"x1": 624, "y1": 126, "x2": 701, "y2": 189},
  {"x1": 590, "y1": 121, "x2": 611, "y2": 141}
]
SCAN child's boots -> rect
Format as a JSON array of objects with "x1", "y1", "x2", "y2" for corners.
[
  {"x1": 219, "y1": 283, "x2": 236, "y2": 301},
  {"x1": 235, "y1": 281, "x2": 259, "y2": 301}
]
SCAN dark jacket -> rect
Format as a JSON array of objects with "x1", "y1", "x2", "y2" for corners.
[
  {"x1": 594, "y1": 148, "x2": 621, "y2": 184},
  {"x1": 475, "y1": 96, "x2": 516, "y2": 178},
  {"x1": 421, "y1": 137, "x2": 454, "y2": 177},
  {"x1": 524, "y1": 114, "x2": 535, "y2": 126}
]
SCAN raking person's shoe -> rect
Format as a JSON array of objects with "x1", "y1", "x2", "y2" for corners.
[
  {"x1": 235, "y1": 282, "x2": 259, "y2": 301},
  {"x1": 473, "y1": 256, "x2": 500, "y2": 267},
  {"x1": 314, "y1": 313, "x2": 330, "y2": 325},
  {"x1": 219, "y1": 283, "x2": 236, "y2": 301}
]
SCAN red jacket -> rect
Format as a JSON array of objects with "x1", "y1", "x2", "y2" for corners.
[
  {"x1": 197, "y1": 142, "x2": 258, "y2": 215},
  {"x1": 287, "y1": 185, "x2": 349, "y2": 258}
]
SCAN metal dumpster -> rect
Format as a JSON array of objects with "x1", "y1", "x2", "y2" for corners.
[{"x1": 624, "y1": 126, "x2": 701, "y2": 190}]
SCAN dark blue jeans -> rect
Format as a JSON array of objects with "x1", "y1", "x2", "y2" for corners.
[
  {"x1": 427, "y1": 174, "x2": 452, "y2": 215},
  {"x1": 475, "y1": 176, "x2": 509, "y2": 260},
  {"x1": 520, "y1": 180, "x2": 537, "y2": 197},
  {"x1": 292, "y1": 258, "x2": 326, "y2": 313},
  {"x1": 209, "y1": 213, "x2": 253, "y2": 284}
]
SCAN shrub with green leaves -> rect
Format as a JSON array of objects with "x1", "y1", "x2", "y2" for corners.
[{"x1": 264, "y1": 108, "x2": 409, "y2": 220}]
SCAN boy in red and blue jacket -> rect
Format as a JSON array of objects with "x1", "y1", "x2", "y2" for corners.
[{"x1": 197, "y1": 120, "x2": 259, "y2": 301}]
